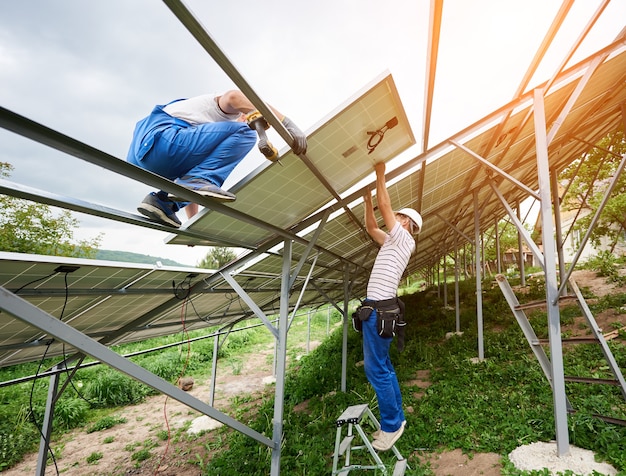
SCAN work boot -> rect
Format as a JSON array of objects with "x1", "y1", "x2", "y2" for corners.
[
  {"x1": 137, "y1": 192, "x2": 182, "y2": 228},
  {"x1": 169, "y1": 176, "x2": 236, "y2": 202}
]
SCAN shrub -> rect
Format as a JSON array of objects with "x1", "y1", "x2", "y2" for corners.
[
  {"x1": 0, "y1": 405, "x2": 38, "y2": 470},
  {"x1": 53, "y1": 397, "x2": 90, "y2": 430},
  {"x1": 83, "y1": 369, "x2": 149, "y2": 406}
]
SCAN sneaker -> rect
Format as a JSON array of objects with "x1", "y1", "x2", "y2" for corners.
[
  {"x1": 137, "y1": 192, "x2": 182, "y2": 228},
  {"x1": 371, "y1": 422, "x2": 405, "y2": 452},
  {"x1": 373, "y1": 420, "x2": 405, "y2": 440},
  {"x1": 169, "y1": 176, "x2": 236, "y2": 202}
]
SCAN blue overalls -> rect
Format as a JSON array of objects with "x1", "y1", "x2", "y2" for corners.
[{"x1": 126, "y1": 102, "x2": 256, "y2": 191}]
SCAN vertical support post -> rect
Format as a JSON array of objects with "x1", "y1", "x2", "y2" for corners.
[
  {"x1": 495, "y1": 217, "x2": 502, "y2": 275},
  {"x1": 209, "y1": 333, "x2": 219, "y2": 406},
  {"x1": 454, "y1": 235, "x2": 461, "y2": 333},
  {"x1": 517, "y1": 201, "x2": 526, "y2": 286},
  {"x1": 551, "y1": 169, "x2": 567, "y2": 296},
  {"x1": 341, "y1": 264, "x2": 350, "y2": 393},
  {"x1": 306, "y1": 309, "x2": 312, "y2": 354},
  {"x1": 436, "y1": 261, "x2": 441, "y2": 299},
  {"x1": 36, "y1": 366, "x2": 61, "y2": 476},
  {"x1": 443, "y1": 255, "x2": 448, "y2": 306},
  {"x1": 463, "y1": 244, "x2": 468, "y2": 279},
  {"x1": 533, "y1": 89, "x2": 570, "y2": 456},
  {"x1": 482, "y1": 231, "x2": 487, "y2": 276},
  {"x1": 473, "y1": 190, "x2": 484, "y2": 360},
  {"x1": 327, "y1": 306, "x2": 331, "y2": 336},
  {"x1": 270, "y1": 239, "x2": 292, "y2": 476}
]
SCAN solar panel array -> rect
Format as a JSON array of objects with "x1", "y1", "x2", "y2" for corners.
[{"x1": 1, "y1": 42, "x2": 625, "y2": 369}]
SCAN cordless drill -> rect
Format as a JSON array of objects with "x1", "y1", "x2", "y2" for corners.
[{"x1": 245, "y1": 111, "x2": 279, "y2": 162}]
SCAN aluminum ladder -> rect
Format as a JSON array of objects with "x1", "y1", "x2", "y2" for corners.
[
  {"x1": 331, "y1": 404, "x2": 408, "y2": 475},
  {"x1": 496, "y1": 274, "x2": 626, "y2": 424}
]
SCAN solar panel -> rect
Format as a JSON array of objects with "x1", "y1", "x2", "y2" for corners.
[
  {"x1": 166, "y1": 73, "x2": 415, "y2": 247},
  {"x1": 1, "y1": 43, "x2": 624, "y2": 373}
]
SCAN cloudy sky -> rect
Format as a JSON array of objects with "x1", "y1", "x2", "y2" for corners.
[{"x1": 1, "y1": 0, "x2": 624, "y2": 266}]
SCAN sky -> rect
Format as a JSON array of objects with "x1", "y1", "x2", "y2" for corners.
[{"x1": 1, "y1": 0, "x2": 624, "y2": 266}]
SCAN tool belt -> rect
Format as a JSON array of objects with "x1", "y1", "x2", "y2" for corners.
[{"x1": 352, "y1": 297, "x2": 406, "y2": 352}]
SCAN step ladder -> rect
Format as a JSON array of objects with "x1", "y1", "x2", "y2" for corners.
[
  {"x1": 496, "y1": 274, "x2": 626, "y2": 424},
  {"x1": 331, "y1": 404, "x2": 408, "y2": 475}
]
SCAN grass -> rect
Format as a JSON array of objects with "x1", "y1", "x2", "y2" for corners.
[{"x1": 1, "y1": 272, "x2": 625, "y2": 475}]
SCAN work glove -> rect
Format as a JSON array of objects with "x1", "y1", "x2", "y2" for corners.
[{"x1": 281, "y1": 116, "x2": 307, "y2": 155}]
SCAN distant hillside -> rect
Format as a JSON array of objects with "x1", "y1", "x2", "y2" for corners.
[{"x1": 95, "y1": 249, "x2": 192, "y2": 267}]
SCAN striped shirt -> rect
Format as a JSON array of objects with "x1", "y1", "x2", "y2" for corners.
[{"x1": 367, "y1": 222, "x2": 415, "y2": 301}]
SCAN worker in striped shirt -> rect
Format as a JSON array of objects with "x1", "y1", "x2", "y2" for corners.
[{"x1": 362, "y1": 161, "x2": 422, "y2": 452}]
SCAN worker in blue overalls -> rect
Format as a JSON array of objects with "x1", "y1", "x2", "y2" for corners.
[{"x1": 127, "y1": 90, "x2": 307, "y2": 227}]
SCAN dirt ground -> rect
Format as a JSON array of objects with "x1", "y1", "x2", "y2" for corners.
[{"x1": 4, "y1": 269, "x2": 625, "y2": 476}]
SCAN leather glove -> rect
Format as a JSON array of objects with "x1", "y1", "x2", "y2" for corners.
[{"x1": 281, "y1": 116, "x2": 307, "y2": 155}]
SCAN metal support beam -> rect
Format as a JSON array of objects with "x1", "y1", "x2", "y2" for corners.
[
  {"x1": 451, "y1": 140, "x2": 540, "y2": 200},
  {"x1": 209, "y1": 331, "x2": 220, "y2": 406},
  {"x1": 495, "y1": 216, "x2": 502, "y2": 275},
  {"x1": 422, "y1": 0, "x2": 443, "y2": 152},
  {"x1": 161, "y1": 0, "x2": 367, "y2": 237},
  {"x1": 442, "y1": 254, "x2": 448, "y2": 307},
  {"x1": 0, "y1": 287, "x2": 274, "y2": 450},
  {"x1": 289, "y1": 210, "x2": 329, "y2": 289},
  {"x1": 473, "y1": 190, "x2": 484, "y2": 361},
  {"x1": 220, "y1": 272, "x2": 279, "y2": 339},
  {"x1": 0, "y1": 178, "x2": 253, "y2": 249},
  {"x1": 270, "y1": 239, "x2": 292, "y2": 476},
  {"x1": 454, "y1": 235, "x2": 460, "y2": 333},
  {"x1": 551, "y1": 169, "x2": 567, "y2": 296},
  {"x1": 534, "y1": 88, "x2": 569, "y2": 456},
  {"x1": 516, "y1": 201, "x2": 526, "y2": 286},
  {"x1": 341, "y1": 264, "x2": 350, "y2": 393},
  {"x1": 289, "y1": 254, "x2": 319, "y2": 331},
  {"x1": 489, "y1": 180, "x2": 545, "y2": 269},
  {"x1": 434, "y1": 212, "x2": 473, "y2": 244},
  {"x1": 36, "y1": 364, "x2": 61, "y2": 476},
  {"x1": 0, "y1": 107, "x2": 341, "y2": 254}
]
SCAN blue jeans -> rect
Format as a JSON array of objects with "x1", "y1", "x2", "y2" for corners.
[
  {"x1": 128, "y1": 121, "x2": 256, "y2": 188},
  {"x1": 362, "y1": 306, "x2": 405, "y2": 432}
]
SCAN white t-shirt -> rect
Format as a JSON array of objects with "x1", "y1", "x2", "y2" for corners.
[
  {"x1": 366, "y1": 221, "x2": 415, "y2": 301},
  {"x1": 163, "y1": 93, "x2": 241, "y2": 124}
]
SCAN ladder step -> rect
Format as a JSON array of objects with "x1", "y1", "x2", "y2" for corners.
[
  {"x1": 565, "y1": 376, "x2": 620, "y2": 386},
  {"x1": 336, "y1": 404, "x2": 369, "y2": 426},
  {"x1": 338, "y1": 435, "x2": 355, "y2": 456},
  {"x1": 514, "y1": 295, "x2": 577, "y2": 310},
  {"x1": 393, "y1": 459, "x2": 408, "y2": 476},
  {"x1": 536, "y1": 337, "x2": 599, "y2": 345}
]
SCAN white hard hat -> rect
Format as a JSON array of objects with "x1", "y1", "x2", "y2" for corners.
[{"x1": 395, "y1": 208, "x2": 423, "y2": 234}]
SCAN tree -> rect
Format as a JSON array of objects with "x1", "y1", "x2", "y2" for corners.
[
  {"x1": 197, "y1": 247, "x2": 238, "y2": 269},
  {"x1": 482, "y1": 219, "x2": 528, "y2": 264},
  {"x1": 559, "y1": 131, "x2": 626, "y2": 251},
  {"x1": 0, "y1": 162, "x2": 102, "y2": 257}
]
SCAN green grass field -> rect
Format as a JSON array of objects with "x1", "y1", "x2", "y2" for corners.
[{"x1": 1, "y1": 273, "x2": 625, "y2": 475}]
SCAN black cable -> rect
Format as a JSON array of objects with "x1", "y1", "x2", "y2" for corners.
[
  {"x1": 14, "y1": 271, "x2": 57, "y2": 294},
  {"x1": 171, "y1": 276, "x2": 193, "y2": 300},
  {"x1": 16, "y1": 270, "x2": 64, "y2": 476}
]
